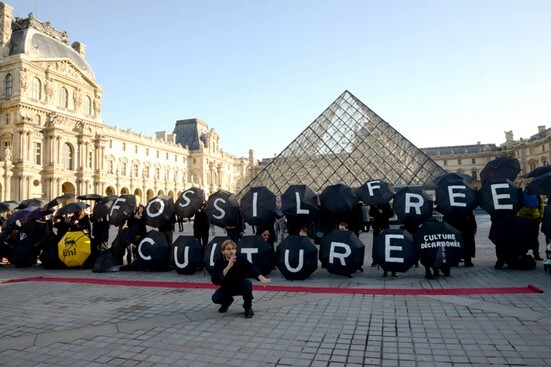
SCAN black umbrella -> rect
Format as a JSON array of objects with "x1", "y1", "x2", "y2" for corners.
[
  {"x1": 479, "y1": 178, "x2": 523, "y2": 217},
  {"x1": 435, "y1": 179, "x2": 479, "y2": 217},
  {"x1": 281, "y1": 184, "x2": 319, "y2": 218},
  {"x1": 144, "y1": 195, "x2": 175, "y2": 228},
  {"x1": 77, "y1": 194, "x2": 103, "y2": 201},
  {"x1": 135, "y1": 230, "x2": 170, "y2": 271},
  {"x1": 526, "y1": 165, "x2": 551, "y2": 178},
  {"x1": 480, "y1": 156, "x2": 521, "y2": 183},
  {"x1": 357, "y1": 180, "x2": 395, "y2": 206},
  {"x1": 28, "y1": 207, "x2": 55, "y2": 221},
  {"x1": 92, "y1": 250, "x2": 122, "y2": 273},
  {"x1": 373, "y1": 228, "x2": 417, "y2": 273},
  {"x1": 319, "y1": 183, "x2": 358, "y2": 217},
  {"x1": 203, "y1": 236, "x2": 230, "y2": 274},
  {"x1": 11, "y1": 226, "x2": 42, "y2": 267},
  {"x1": 240, "y1": 186, "x2": 276, "y2": 226},
  {"x1": 205, "y1": 190, "x2": 240, "y2": 228},
  {"x1": 526, "y1": 172, "x2": 551, "y2": 195},
  {"x1": 171, "y1": 235, "x2": 204, "y2": 274},
  {"x1": 392, "y1": 187, "x2": 433, "y2": 227},
  {"x1": 16, "y1": 198, "x2": 47, "y2": 210},
  {"x1": 3, "y1": 208, "x2": 33, "y2": 228},
  {"x1": 175, "y1": 187, "x2": 206, "y2": 218},
  {"x1": 46, "y1": 194, "x2": 75, "y2": 210},
  {"x1": 0, "y1": 200, "x2": 19, "y2": 213},
  {"x1": 109, "y1": 194, "x2": 137, "y2": 226},
  {"x1": 93, "y1": 195, "x2": 118, "y2": 219},
  {"x1": 238, "y1": 235, "x2": 274, "y2": 275},
  {"x1": 276, "y1": 235, "x2": 318, "y2": 280},
  {"x1": 319, "y1": 229, "x2": 365, "y2": 277},
  {"x1": 415, "y1": 219, "x2": 464, "y2": 268},
  {"x1": 433, "y1": 172, "x2": 473, "y2": 186},
  {"x1": 57, "y1": 202, "x2": 89, "y2": 216}
]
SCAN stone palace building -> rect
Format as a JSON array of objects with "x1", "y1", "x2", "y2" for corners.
[{"x1": 0, "y1": 3, "x2": 259, "y2": 203}]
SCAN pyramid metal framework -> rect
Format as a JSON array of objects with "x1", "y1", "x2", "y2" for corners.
[{"x1": 241, "y1": 90, "x2": 446, "y2": 196}]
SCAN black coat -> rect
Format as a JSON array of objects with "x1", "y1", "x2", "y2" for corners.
[{"x1": 211, "y1": 254, "x2": 261, "y2": 287}]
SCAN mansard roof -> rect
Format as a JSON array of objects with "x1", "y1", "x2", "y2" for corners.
[
  {"x1": 9, "y1": 14, "x2": 95, "y2": 80},
  {"x1": 421, "y1": 144, "x2": 500, "y2": 156}
]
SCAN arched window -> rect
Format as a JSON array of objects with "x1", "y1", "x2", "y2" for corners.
[
  {"x1": 32, "y1": 77, "x2": 41, "y2": 99},
  {"x1": 62, "y1": 143, "x2": 73, "y2": 170},
  {"x1": 59, "y1": 87, "x2": 68, "y2": 108},
  {"x1": 5, "y1": 74, "x2": 13, "y2": 96},
  {"x1": 84, "y1": 95, "x2": 91, "y2": 114},
  {"x1": 34, "y1": 114, "x2": 41, "y2": 125}
]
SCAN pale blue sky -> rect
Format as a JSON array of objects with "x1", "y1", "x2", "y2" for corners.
[{"x1": 9, "y1": 0, "x2": 551, "y2": 159}]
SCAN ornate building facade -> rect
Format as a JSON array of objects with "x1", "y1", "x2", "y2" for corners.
[
  {"x1": 0, "y1": 3, "x2": 256, "y2": 203},
  {"x1": 422, "y1": 126, "x2": 551, "y2": 188}
]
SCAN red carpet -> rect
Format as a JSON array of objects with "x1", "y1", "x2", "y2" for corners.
[{"x1": 3, "y1": 276, "x2": 543, "y2": 295}]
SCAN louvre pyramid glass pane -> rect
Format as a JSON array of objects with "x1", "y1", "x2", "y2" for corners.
[{"x1": 239, "y1": 90, "x2": 446, "y2": 196}]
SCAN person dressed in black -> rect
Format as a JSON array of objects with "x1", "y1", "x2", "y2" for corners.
[
  {"x1": 193, "y1": 203, "x2": 210, "y2": 247},
  {"x1": 369, "y1": 203, "x2": 394, "y2": 267},
  {"x1": 211, "y1": 239, "x2": 271, "y2": 318},
  {"x1": 443, "y1": 212, "x2": 477, "y2": 267}
]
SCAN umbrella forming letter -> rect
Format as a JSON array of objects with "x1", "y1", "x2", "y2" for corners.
[
  {"x1": 241, "y1": 247, "x2": 259, "y2": 263},
  {"x1": 329, "y1": 241, "x2": 352, "y2": 265},
  {"x1": 491, "y1": 183, "x2": 513, "y2": 210},
  {"x1": 146, "y1": 198, "x2": 165, "y2": 218},
  {"x1": 385, "y1": 234, "x2": 405, "y2": 263},
  {"x1": 173, "y1": 246, "x2": 189, "y2": 268},
  {"x1": 284, "y1": 249, "x2": 304, "y2": 272},
  {"x1": 405, "y1": 193, "x2": 424, "y2": 214},
  {"x1": 213, "y1": 198, "x2": 226, "y2": 219},
  {"x1": 178, "y1": 190, "x2": 195, "y2": 208},
  {"x1": 447, "y1": 185, "x2": 467, "y2": 207},
  {"x1": 138, "y1": 237, "x2": 155, "y2": 261},
  {"x1": 366, "y1": 180, "x2": 381, "y2": 197},
  {"x1": 295, "y1": 192, "x2": 309, "y2": 215},
  {"x1": 110, "y1": 197, "x2": 127, "y2": 216}
]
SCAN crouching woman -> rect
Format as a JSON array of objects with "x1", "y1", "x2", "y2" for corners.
[{"x1": 211, "y1": 239, "x2": 271, "y2": 318}]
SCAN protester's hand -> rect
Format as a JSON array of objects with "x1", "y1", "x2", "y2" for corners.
[{"x1": 258, "y1": 275, "x2": 271, "y2": 287}]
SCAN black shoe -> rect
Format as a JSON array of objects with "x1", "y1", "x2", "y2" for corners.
[
  {"x1": 371, "y1": 261, "x2": 377, "y2": 267},
  {"x1": 391, "y1": 272, "x2": 398, "y2": 277},
  {"x1": 244, "y1": 308, "x2": 254, "y2": 318},
  {"x1": 433, "y1": 269, "x2": 440, "y2": 277},
  {"x1": 494, "y1": 261, "x2": 504, "y2": 270},
  {"x1": 218, "y1": 301, "x2": 232, "y2": 313},
  {"x1": 464, "y1": 261, "x2": 474, "y2": 267},
  {"x1": 425, "y1": 272, "x2": 435, "y2": 280},
  {"x1": 442, "y1": 268, "x2": 450, "y2": 277},
  {"x1": 382, "y1": 271, "x2": 388, "y2": 277}
]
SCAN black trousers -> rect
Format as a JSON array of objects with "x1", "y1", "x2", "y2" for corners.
[{"x1": 212, "y1": 279, "x2": 253, "y2": 309}]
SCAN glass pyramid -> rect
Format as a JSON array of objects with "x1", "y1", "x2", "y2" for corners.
[{"x1": 241, "y1": 90, "x2": 446, "y2": 196}]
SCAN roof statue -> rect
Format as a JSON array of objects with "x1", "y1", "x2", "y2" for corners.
[{"x1": 240, "y1": 90, "x2": 446, "y2": 196}]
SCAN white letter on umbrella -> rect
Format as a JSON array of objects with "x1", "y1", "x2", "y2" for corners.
[
  {"x1": 110, "y1": 197, "x2": 126, "y2": 216},
  {"x1": 178, "y1": 190, "x2": 194, "y2": 208},
  {"x1": 385, "y1": 234, "x2": 404, "y2": 263},
  {"x1": 285, "y1": 249, "x2": 304, "y2": 272},
  {"x1": 241, "y1": 247, "x2": 258, "y2": 263},
  {"x1": 491, "y1": 183, "x2": 513, "y2": 210},
  {"x1": 295, "y1": 192, "x2": 309, "y2": 215},
  {"x1": 213, "y1": 198, "x2": 226, "y2": 219},
  {"x1": 448, "y1": 185, "x2": 467, "y2": 207},
  {"x1": 329, "y1": 241, "x2": 351, "y2": 265},
  {"x1": 252, "y1": 192, "x2": 258, "y2": 217},
  {"x1": 138, "y1": 237, "x2": 155, "y2": 260},
  {"x1": 146, "y1": 198, "x2": 164, "y2": 218},
  {"x1": 366, "y1": 180, "x2": 381, "y2": 196},
  {"x1": 405, "y1": 193, "x2": 424, "y2": 214},
  {"x1": 209, "y1": 243, "x2": 220, "y2": 266},
  {"x1": 173, "y1": 246, "x2": 189, "y2": 269}
]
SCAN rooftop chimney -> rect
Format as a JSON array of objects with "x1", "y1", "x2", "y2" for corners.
[
  {"x1": 538, "y1": 125, "x2": 546, "y2": 134},
  {"x1": 71, "y1": 41, "x2": 86, "y2": 57}
]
